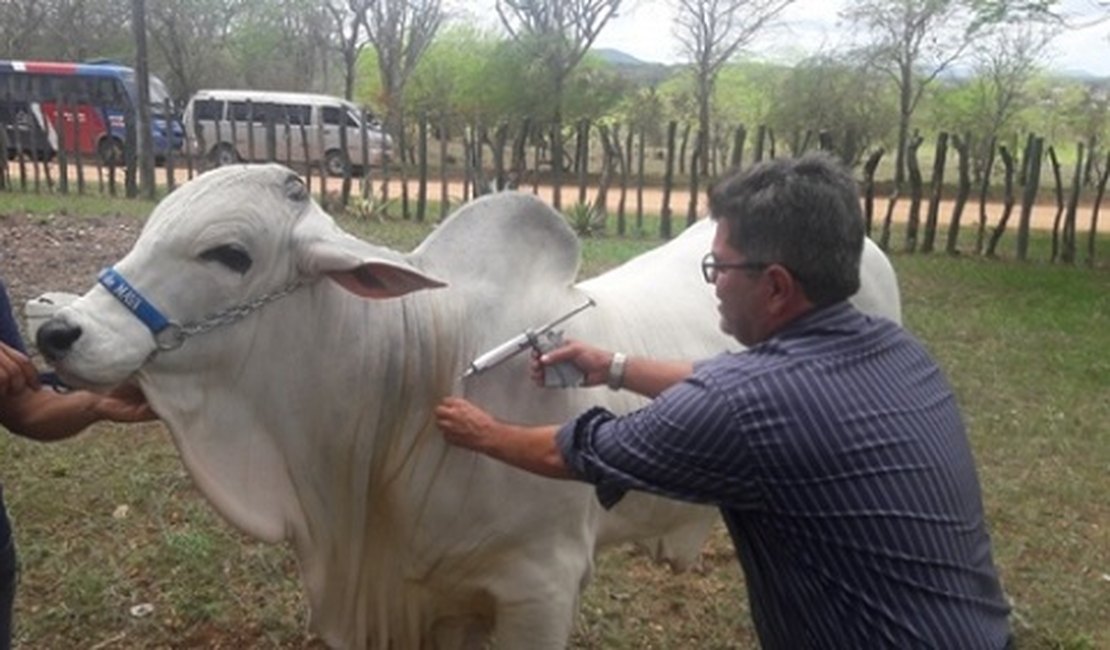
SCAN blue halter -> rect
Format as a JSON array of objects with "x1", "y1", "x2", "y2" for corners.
[
  {"x1": 97, "y1": 267, "x2": 183, "y2": 350},
  {"x1": 97, "y1": 266, "x2": 307, "y2": 352}
]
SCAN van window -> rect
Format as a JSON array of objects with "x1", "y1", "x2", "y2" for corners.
[
  {"x1": 193, "y1": 99, "x2": 223, "y2": 120},
  {"x1": 284, "y1": 104, "x2": 312, "y2": 125},
  {"x1": 322, "y1": 105, "x2": 359, "y2": 128},
  {"x1": 229, "y1": 101, "x2": 256, "y2": 122}
]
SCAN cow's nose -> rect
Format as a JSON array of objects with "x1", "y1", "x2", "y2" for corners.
[{"x1": 36, "y1": 319, "x2": 83, "y2": 361}]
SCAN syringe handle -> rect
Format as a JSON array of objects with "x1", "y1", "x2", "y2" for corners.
[{"x1": 534, "y1": 330, "x2": 584, "y2": 388}]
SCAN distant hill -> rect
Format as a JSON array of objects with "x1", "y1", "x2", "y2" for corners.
[{"x1": 594, "y1": 48, "x2": 676, "y2": 85}]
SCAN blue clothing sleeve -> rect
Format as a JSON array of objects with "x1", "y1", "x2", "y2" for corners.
[
  {"x1": 556, "y1": 368, "x2": 763, "y2": 510},
  {"x1": 0, "y1": 279, "x2": 27, "y2": 353}
]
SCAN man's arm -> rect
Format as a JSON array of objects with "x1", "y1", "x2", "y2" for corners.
[
  {"x1": 1, "y1": 341, "x2": 155, "y2": 441},
  {"x1": 1, "y1": 383, "x2": 155, "y2": 442},
  {"x1": 435, "y1": 397, "x2": 571, "y2": 479},
  {"x1": 532, "y1": 340, "x2": 693, "y2": 398}
]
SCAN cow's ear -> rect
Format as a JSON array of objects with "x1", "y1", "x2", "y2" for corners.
[
  {"x1": 295, "y1": 213, "x2": 446, "y2": 299},
  {"x1": 326, "y1": 263, "x2": 445, "y2": 299}
]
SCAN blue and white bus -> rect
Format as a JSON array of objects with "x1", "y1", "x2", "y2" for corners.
[{"x1": 0, "y1": 59, "x2": 184, "y2": 163}]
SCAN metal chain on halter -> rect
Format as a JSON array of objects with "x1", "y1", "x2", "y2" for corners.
[{"x1": 154, "y1": 279, "x2": 310, "y2": 351}]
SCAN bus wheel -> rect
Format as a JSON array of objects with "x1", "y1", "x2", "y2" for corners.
[
  {"x1": 97, "y1": 138, "x2": 124, "y2": 166},
  {"x1": 325, "y1": 150, "x2": 350, "y2": 177},
  {"x1": 210, "y1": 144, "x2": 239, "y2": 167}
]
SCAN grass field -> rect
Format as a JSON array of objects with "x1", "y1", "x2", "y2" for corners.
[{"x1": 0, "y1": 197, "x2": 1107, "y2": 648}]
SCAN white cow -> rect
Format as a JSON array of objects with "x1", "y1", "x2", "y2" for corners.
[{"x1": 38, "y1": 164, "x2": 901, "y2": 649}]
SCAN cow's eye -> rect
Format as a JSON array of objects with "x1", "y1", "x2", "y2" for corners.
[{"x1": 199, "y1": 244, "x2": 252, "y2": 274}]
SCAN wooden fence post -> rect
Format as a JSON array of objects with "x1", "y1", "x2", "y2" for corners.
[
  {"x1": 975, "y1": 137, "x2": 997, "y2": 255},
  {"x1": 124, "y1": 109, "x2": 138, "y2": 198},
  {"x1": 551, "y1": 121, "x2": 563, "y2": 210},
  {"x1": 439, "y1": 119, "x2": 450, "y2": 222},
  {"x1": 339, "y1": 108, "x2": 352, "y2": 209},
  {"x1": 636, "y1": 124, "x2": 645, "y2": 232},
  {"x1": 904, "y1": 133, "x2": 925, "y2": 253},
  {"x1": 922, "y1": 131, "x2": 948, "y2": 253},
  {"x1": 754, "y1": 125, "x2": 767, "y2": 163},
  {"x1": 163, "y1": 97, "x2": 175, "y2": 192},
  {"x1": 72, "y1": 97, "x2": 87, "y2": 195},
  {"x1": 730, "y1": 125, "x2": 746, "y2": 172},
  {"x1": 1087, "y1": 151, "x2": 1109, "y2": 266},
  {"x1": 1046, "y1": 145, "x2": 1064, "y2": 263},
  {"x1": 686, "y1": 129, "x2": 701, "y2": 228},
  {"x1": 986, "y1": 146, "x2": 1016, "y2": 257},
  {"x1": 678, "y1": 122, "x2": 690, "y2": 175},
  {"x1": 398, "y1": 116, "x2": 410, "y2": 218},
  {"x1": 1016, "y1": 136, "x2": 1043, "y2": 261},
  {"x1": 359, "y1": 110, "x2": 371, "y2": 201},
  {"x1": 862, "y1": 148, "x2": 884, "y2": 236},
  {"x1": 618, "y1": 124, "x2": 632, "y2": 236},
  {"x1": 576, "y1": 118, "x2": 590, "y2": 207},
  {"x1": 417, "y1": 113, "x2": 428, "y2": 223},
  {"x1": 55, "y1": 95, "x2": 69, "y2": 194},
  {"x1": 0, "y1": 121, "x2": 7, "y2": 191},
  {"x1": 945, "y1": 133, "x2": 971, "y2": 255},
  {"x1": 1062, "y1": 142, "x2": 1083, "y2": 265},
  {"x1": 661, "y1": 120, "x2": 677, "y2": 239}
]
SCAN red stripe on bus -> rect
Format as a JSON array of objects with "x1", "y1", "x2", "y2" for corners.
[{"x1": 24, "y1": 61, "x2": 79, "y2": 75}]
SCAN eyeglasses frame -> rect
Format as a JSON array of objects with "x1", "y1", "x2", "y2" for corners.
[{"x1": 701, "y1": 252, "x2": 770, "y2": 284}]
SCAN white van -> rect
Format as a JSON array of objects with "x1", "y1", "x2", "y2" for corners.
[{"x1": 182, "y1": 89, "x2": 392, "y2": 176}]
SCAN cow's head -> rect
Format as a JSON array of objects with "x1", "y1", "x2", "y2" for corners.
[{"x1": 37, "y1": 164, "x2": 444, "y2": 388}]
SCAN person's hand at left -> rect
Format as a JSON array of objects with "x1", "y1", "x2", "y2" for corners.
[{"x1": 0, "y1": 341, "x2": 40, "y2": 396}]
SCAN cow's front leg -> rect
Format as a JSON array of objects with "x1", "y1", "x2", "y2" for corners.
[
  {"x1": 431, "y1": 615, "x2": 492, "y2": 650},
  {"x1": 490, "y1": 554, "x2": 590, "y2": 650},
  {"x1": 492, "y1": 594, "x2": 581, "y2": 650}
]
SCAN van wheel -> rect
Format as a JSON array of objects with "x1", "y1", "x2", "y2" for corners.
[
  {"x1": 325, "y1": 150, "x2": 350, "y2": 177},
  {"x1": 97, "y1": 138, "x2": 124, "y2": 165},
  {"x1": 209, "y1": 144, "x2": 239, "y2": 167}
]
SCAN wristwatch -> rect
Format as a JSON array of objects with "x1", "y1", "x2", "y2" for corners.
[{"x1": 607, "y1": 352, "x2": 627, "y2": 391}]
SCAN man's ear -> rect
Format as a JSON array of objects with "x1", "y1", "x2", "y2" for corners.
[{"x1": 764, "y1": 264, "x2": 805, "y2": 313}]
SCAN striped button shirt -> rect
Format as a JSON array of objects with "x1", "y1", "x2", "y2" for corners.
[{"x1": 556, "y1": 301, "x2": 1011, "y2": 649}]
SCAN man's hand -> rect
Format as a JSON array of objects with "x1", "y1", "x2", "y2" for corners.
[
  {"x1": 434, "y1": 396, "x2": 570, "y2": 479},
  {"x1": 435, "y1": 396, "x2": 497, "y2": 452},
  {"x1": 93, "y1": 382, "x2": 157, "y2": 423},
  {"x1": 0, "y1": 341, "x2": 41, "y2": 396},
  {"x1": 530, "y1": 339, "x2": 615, "y2": 388}
]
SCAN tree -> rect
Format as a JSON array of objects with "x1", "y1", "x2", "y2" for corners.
[
  {"x1": 925, "y1": 21, "x2": 1056, "y2": 180},
  {"x1": 770, "y1": 54, "x2": 897, "y2": 164},
  {"x1": 844, "y1": 0, "x2": 988, "y2": 184},
  {"x1": 0, "y1": 0, "x2": 131, "y2": 62},
  {"x1": 147, "y1": 0, "x2": 247, "y2": 99},
  {"x1": 361, "y1": 0, "x2": 444, "y2": 130},
  {"x1": 496, "y1": 0, "x2": 622, "y2": 207},
  {"x1": 672, "y1": 0, "x2": 795, "y2": 174},
  {"x1": 0, "y1": 1, "x2": 49, "y2": 57},
  {"x1": 226, "y1": 0, "x2": 336, "y2": 92},
  {"x1": 323, "y1": 0, "x2": 368, "y2": 100}
]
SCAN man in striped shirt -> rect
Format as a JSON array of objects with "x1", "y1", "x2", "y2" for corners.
[{"x1": 435, "y1": 152, "x2": 1012, "y2": 648}]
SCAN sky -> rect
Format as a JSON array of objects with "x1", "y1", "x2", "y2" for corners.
[{"x1": 588, "y1": 0, "x2": 1110, "y2": 77}]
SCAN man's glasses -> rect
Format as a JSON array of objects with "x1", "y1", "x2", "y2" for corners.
[{"x1": 701, "y1": 253, "x2": 769, "y2": 284}]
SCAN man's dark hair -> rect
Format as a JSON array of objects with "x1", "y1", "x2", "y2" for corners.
[{"x1": 707, "y1": 152, "x2": 864, "y2": 306}]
